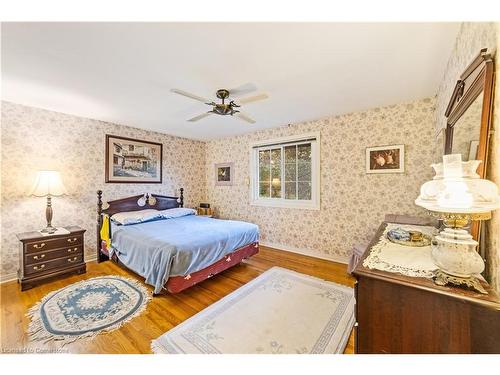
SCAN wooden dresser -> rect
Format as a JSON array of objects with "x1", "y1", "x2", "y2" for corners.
[
  {"x1": 17, "y1": 226, "x2": 86, "y2": 290},
  {"x1": 353, "y1": 222, "x2": 500, "y2": 354}
]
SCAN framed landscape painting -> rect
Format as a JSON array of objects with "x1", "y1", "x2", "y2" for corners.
[
  {"x1": 366, "y1": 144, "x2": 405, "y2": 174},
  {"x1": 105, "y1": 135, "x2": 162, "y2": 183}
]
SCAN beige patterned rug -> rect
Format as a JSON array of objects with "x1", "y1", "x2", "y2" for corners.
[{"x1": 152, "y1": 267, "x2": 354, "y2": 354}]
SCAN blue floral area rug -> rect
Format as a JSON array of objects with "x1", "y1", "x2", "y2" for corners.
[{"x1": 27, "y1": 276, "x2": 151, "y2": 345}]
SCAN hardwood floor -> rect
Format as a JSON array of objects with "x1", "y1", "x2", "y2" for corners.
[{"x1": 0, "y1": 246, "x2": 355, "y2": 354}]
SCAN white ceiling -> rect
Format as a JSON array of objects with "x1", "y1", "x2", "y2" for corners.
[{"x1": 1, "y1": 23, "x2": 460, "y2": 140}]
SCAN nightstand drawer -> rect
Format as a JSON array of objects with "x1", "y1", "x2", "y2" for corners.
[
  {"x1": 25, "y1": 254, "x2": 84, "y2": 276},
  {"x1": 17, "y1": 226, "x2": 86, "y2": 290},
  {"x1": 26, "y1": 235, "x2": 83, "y2": 254},
  {"x1": 25, "y1": 245, "x2": 83, "y2": 265}
]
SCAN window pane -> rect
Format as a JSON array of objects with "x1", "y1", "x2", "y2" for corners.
[
  {"x1": 298, "y1": 182, "x2": 311, "y2": 200},
  {"x1": 284, "y1": 145, "x2": 296, "y2": 163},
  {"x1": 259, "y1": 150, "x2": 270, "y2": 176},
  {"x1": 259, "y1": 150, "x2": 270, "y2": 183},
  {"x1": 297, "y1": 161, "x2": 311, "y2": 181},
  {"x1": 270, "y1": 148, "x2": 281, "y2": 198},
  {"x1": 285, "y1": 163, "x2": 296, "y2": 182},
  {"x1": 259, "y1": 164, "x2": 270, "y2": 184},
  {"x1": 270, "y1": 148, "x2": 281, "y2": 167},
  {"x1": 259, "y1": 182, "x2": 271, "y2": 198},
  {"x1": 258, "y1": 150, "x2": 271, "y2": 198},
  {"x1": 285, "y1": 182, "x2": 297, "y2": 199},
  {"x1": 297, "y1": 144, "x2": 311, "y2": 161},
  {"x1": 271, "y1": 181, "x2": 281, "y2": 198}
]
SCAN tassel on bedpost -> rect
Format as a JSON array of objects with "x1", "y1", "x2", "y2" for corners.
[{"x1": 179, "y1": 188, "x2": 184, "y2": 208}]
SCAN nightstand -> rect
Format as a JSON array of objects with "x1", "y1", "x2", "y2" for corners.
[
  {"x1": 196, "y1": 206, "x2": 214, "y2": 218},
  {"x1": 16, "y1": 226, "x2": 86, "y2": 291}
]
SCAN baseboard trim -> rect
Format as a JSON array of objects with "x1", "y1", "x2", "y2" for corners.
[
  {"x1": 0, "y1": 272, "x2": 18, "y2": 284},
  {"x1": 0, "y1": 255, "x2": 99, "y2": 284},
  {"x1": 260, "y1": 241, "x2": 349, "y2": 265}
]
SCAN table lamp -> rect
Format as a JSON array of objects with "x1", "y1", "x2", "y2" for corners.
[
  {"x1": 30, "y1": 170, "x2": 67, "y2": 234},
  {"x1": 415, "y1": 154, "x2": 500, "y2": 294}
]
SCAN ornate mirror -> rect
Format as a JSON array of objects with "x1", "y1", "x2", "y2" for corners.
[{"x1": 444, "y1": 48, "x2": 495, "y2": 241}]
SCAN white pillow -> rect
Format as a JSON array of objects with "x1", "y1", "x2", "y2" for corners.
[
  {"x1": 111, "y1": 209, "x2": 161, "y2": 225},
  {"x1": 157, "y1": 207, "x2": 196, "y2": 219}
]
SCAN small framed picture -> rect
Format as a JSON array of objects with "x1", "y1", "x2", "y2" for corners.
[
  {"x1": 366, "y1": 145, "x2": 405, "y2": 174},
  {"x1": 215, "y1": 162, "x2": 234, "y2": 186},
  {"x1": 468, "y1": 140, "x2": 479, "y2": 161}
]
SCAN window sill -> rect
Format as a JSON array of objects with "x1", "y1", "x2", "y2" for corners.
[{"x1": 250, "y1": 199, "x2": 320, "y2": 210}]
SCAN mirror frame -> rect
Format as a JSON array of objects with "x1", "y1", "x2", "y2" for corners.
[{"x1": 444, "y1": 48, "x2": 495, "y2": 241}]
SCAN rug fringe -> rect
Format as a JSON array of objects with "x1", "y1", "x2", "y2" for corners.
[
  {"x1": 150, "y1": 340, "x2": 164, "y2": 354},
  {"x1": 27, "y1": 276, "x2": 152, "y2": 347}
]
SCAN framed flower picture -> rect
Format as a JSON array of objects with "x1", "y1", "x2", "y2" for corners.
[
  {"x1": 105, "y1": 135, "x2": 162, "y2": 183},
  {"x1": 366, "y1": 144, "x2": 405, "y2": 174},
  {"x1": 215, "y1": 162, "x2": 234, "y2": 186}
]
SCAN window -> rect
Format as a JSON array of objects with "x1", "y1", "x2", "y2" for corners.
[{"x1": 250, "y1": 132, "x2": 320, "y2": 209}]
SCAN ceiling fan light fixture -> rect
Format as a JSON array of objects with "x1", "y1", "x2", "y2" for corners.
[{"x1": 171, "y1": 86, "x2": 268, "y2": 124}]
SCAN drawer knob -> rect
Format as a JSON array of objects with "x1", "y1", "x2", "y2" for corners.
[
  {"x1": 67, "y1": 257, "x2": 78, "y2": 263},
  {"x1": 67, "y1": 237, "x2": 78, "y2": 243},
  {"x1": 33, "y1": 243, "x2": 46, "y2": 249},
  {"x1": 67, "y1": 247, "x2": 78, "y2": 253},
  {"x1": 33, "y1": 264, "x2": 45, "y2": 270},
  {"x1": 33, "y1": 254, "x2": 46, "y2": 260}
]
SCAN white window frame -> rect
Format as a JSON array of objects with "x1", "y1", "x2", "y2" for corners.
[{"x1": 249, "y1": 131, "x2": 320, "y2": 210}]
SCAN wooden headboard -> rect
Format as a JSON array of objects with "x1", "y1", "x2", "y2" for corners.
[{"x1": 96, "y1": 188, "x2": 184, "y2": 262}]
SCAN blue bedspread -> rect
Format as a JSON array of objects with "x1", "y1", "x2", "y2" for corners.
[{"x1": 110, "y1": 215, "x2": 259, "y2": 293}]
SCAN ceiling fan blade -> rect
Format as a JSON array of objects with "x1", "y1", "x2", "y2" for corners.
[
  {"x1": 187, "y1": 112, "x2": 213, "y2": 122},
  {"x1": 171, "y1": 89, "x2": 210, "y2": 103},
  {"x1": 235, "y1": 112, "x2": 256, "y2": 124},
  {"x1": 237, "y1": 93, "x2": 269, "y2": 105},
  {"x1": 228, "y1": 83, "x2": 257, "y2": 97}
]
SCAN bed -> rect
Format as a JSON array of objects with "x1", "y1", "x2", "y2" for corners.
[{"x1": 96, "y1": 189, "x2": 259, "y2": 294}]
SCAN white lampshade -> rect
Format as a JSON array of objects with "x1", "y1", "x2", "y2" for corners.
[
  {"x1": 30, "y1": 170, "x2": 67, "y2": 197},
  {"x1": 415, "y1": 154, "x2": 500, "y2": 215}
]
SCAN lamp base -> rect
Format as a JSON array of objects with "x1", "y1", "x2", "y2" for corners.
[
  {"x1": 40, "y1": 225, "x2": 57, "y2": 234},
  {"x1": 434, "y1": 270, "x2": 487, "y2": 294}
]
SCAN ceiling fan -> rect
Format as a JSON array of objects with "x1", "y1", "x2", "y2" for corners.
[{"x1": 171, "y1": 86, "x2": 269, "y2": 124}]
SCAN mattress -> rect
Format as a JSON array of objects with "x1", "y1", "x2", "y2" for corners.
[{"x1": 110, "y1": 215, "x2": 259, "y2": 293}]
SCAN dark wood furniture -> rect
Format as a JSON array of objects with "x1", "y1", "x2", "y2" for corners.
[
  {"x1": 17, "y1": 226, "x2": 86, "y2": 291},
  {"x1": 444, "y1": 48, "x2": 495, "y2": 241},
  {"x1": 96, "y1": 189, "x2": 259, "y2": 294},
  {"x1": 96, "y1": 189, "x2": 184, "y2": 263},
  {"x1": 353, "y1": 222, "x2": 500, "y2": 354}
]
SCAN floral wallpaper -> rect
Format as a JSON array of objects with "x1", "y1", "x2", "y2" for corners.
[
  {"x1": 0, "y1": 101, "x2": 206, "y2": 280},
  {"x1": 2, "y1": 23, "x2": 499, "y2": 294},
  {"x1": 434, "y1": 22, "x2": 500, "y2": 293},
  {"x1": 205, "y1": 98, "x2": 436, "y2": 262},
  {"x1": 434, "y1": 22, "x2": 497, "y2": 135}
]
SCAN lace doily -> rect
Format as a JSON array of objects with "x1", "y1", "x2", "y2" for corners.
[{"x1": 363, "y1": 223, "x2": 439, "y2": 278}]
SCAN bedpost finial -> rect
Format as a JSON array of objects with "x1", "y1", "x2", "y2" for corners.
[
  {"x1": 97, "y1": 190, "x2": 103, "y2": 215},
  {"x1": 179, "y1": 187, "x2": 184, "y2": 208}
]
